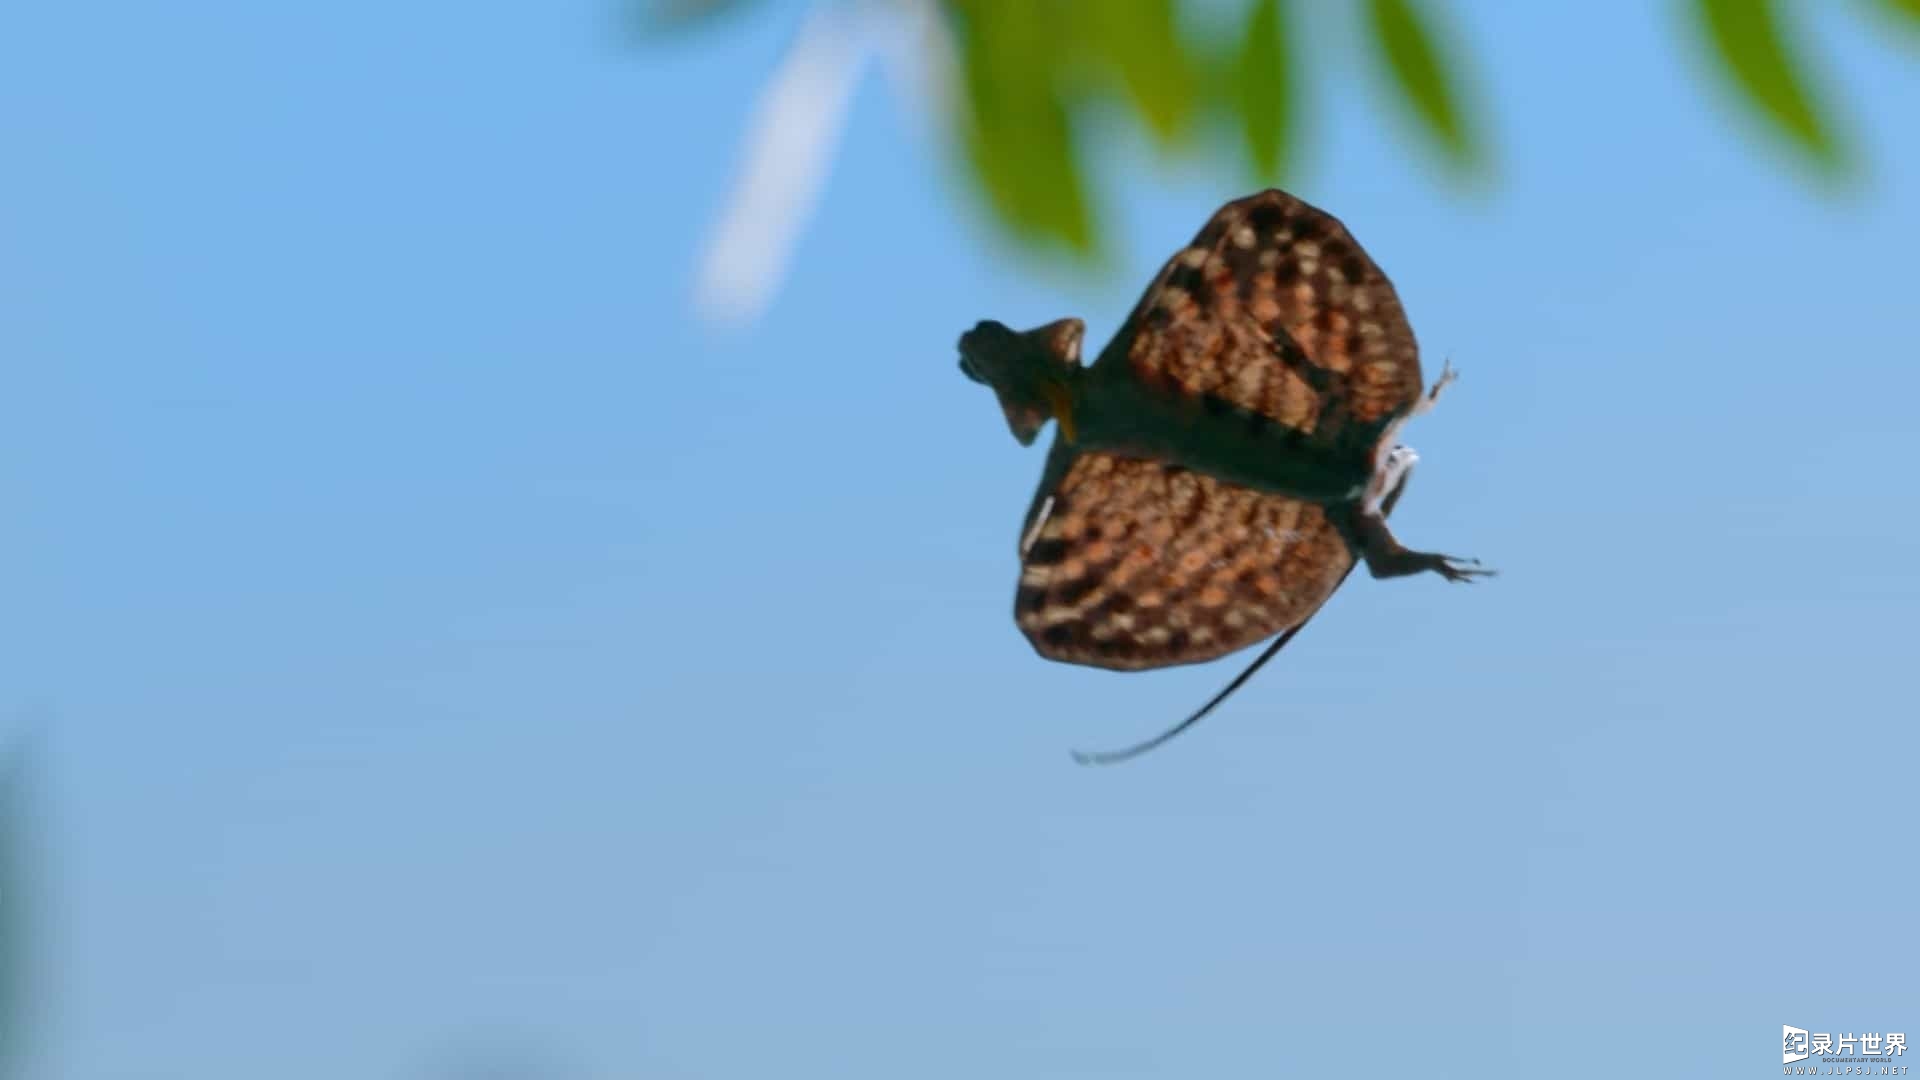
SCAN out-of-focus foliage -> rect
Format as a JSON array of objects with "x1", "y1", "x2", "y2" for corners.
[
  {"x1": 1231, "y1": 0, "x2": 1294, "y2": 182},
  {"x1": 1365, "y1": 0, "x2": 1475, "y2": 169},
  {"x1": 641, "y1": 0, "x2": 1917, "y2": 316},
  {"x1": 1078, "y1": 0, "x2": 1199, "y2": 147},
  {"x1": 950, "y1": 1, "x2": 1096, "y2": 254},
  {"x1": 1691, "y1": 0, "x2": 1845, "y2": 173},
  {"x1": 640, "y1": 0, "x2": 1484, "y2": 260}
]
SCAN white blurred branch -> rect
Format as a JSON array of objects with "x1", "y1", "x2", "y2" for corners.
[
  {"x1": 693, "y1": 3, "x2": 875, "y2": 327},
  {"x1": 692, "y1": 0, "x2": 952, "y2": 328}
]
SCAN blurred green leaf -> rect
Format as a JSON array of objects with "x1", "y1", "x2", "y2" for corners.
[
  {"x1": 948, "y1": 0, "x2": 1095, "y2": 255},
  {"x1": 646, "y1": 0, "x2": 1920, "y2": 295},
  {"x1": 1074, "y1": 0, "x2": 1199, "y2": 145},
  {"x1": 1232, "y1": 0, "x2": 1295, "y2": 180},
  {"x1": 1364, "y1": 0, "x2": 1477, "y2": 168},
  {"x1": 1693, "y1": 0, "x2": 1846, "y2": 171}
]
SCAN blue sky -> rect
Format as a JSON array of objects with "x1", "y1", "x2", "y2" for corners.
[{"x1": 5, "y1": 1, "x2": 1919, "y2": 1077}]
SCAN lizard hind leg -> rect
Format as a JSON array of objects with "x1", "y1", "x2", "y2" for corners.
[
  {"x1": 1349, "y1": 483, "x2": 1494, "y2": 584},
  {"x1": 1357, "y1": 518, "x2": 1495, "y2": 583},
  {"x1": 1374, "y1": 547, "x2": 1494, "y2": 584}
]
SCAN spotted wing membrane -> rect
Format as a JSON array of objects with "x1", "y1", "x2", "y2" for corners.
[
  {"x1": 1016, "y1": 454, "x2": 1353, "y2": 669},
  {"x1": 1015, "y1": 190, "x2": 1422, "y2": 671},
  {"x1": 1111, "y1": 187, "x2": 1425, "y2": 433}
]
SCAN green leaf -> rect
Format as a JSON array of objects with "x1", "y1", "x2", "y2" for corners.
[
  {"x1": 1233, "y1": 0, "x2": 1295, "y2": 180},
  {"x1": 948, "y1": 0, "x2": 1095, "y2": 255},
  {"x1": 1076, "y1": 0, "x2": 1199, "y2": 145},
  {"x1": 1692, "y1": 0, "x2": 1846, "y2": 171},
  {"x1": 1364, "y1": 0, "x2": 1477, "y2": 168}
]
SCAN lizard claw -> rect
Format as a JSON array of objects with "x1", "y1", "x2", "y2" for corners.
[{"x1": 1430, "y1": 554, "x2": 1495, "y2": 583}]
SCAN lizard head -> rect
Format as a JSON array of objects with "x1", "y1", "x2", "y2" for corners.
[{"x1": 957, "y1": 318, "x2": 1085, "y2": 446}]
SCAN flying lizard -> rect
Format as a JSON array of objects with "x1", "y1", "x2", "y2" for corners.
[{"x1": 957, "y1": 189, "x2": 1493, "y2": 765}]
